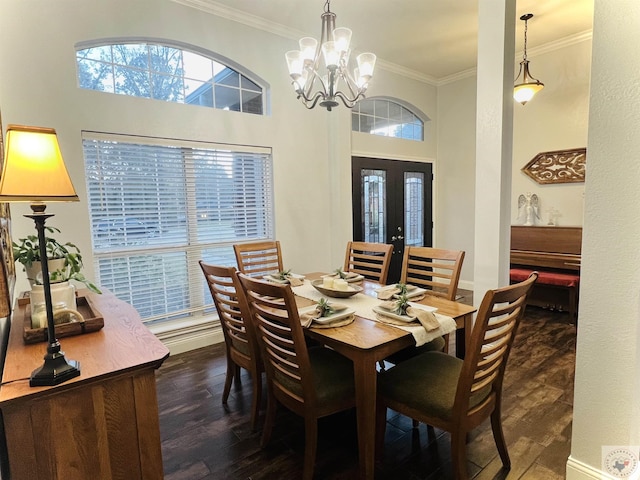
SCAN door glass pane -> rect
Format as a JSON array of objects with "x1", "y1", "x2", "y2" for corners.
[
  {"x1": 405, "y1": 172, "x2": 424, "y2": 246},
  {"x1": 361, "y1": 169, "x2": 386, "y2": 243}
]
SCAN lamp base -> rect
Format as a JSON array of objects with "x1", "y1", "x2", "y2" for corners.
[{"x1": 29, "y1": 350, "x2": 80, "y2": 387}]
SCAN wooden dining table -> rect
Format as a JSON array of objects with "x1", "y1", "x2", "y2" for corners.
[{"x1": 297, "y1": 273, "x2": 477, "y2": 480}]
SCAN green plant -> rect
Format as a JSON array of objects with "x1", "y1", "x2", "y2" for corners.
[
  {"x1": 275, "y1": 268, "x2": 292, "y2": 280},
  {"x1": 394, "y1": 293, "x2": 410, "y2": 316},
  {"x1": 395, "y1": 283, "x2": 409, "y2": 295},
  {"x1": 333, "y1": 267, "x2": 347, "y2": 279},
  {"x1": 13, "y1": 226, "x2": 101, "y2": 293},
  {"x1": 315, "y1": 298, "x2": 334, "y2": 318}
]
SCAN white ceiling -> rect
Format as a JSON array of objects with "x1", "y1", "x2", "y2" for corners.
[{"x1": 178, "y1": 0, "x2": 594, "y2": 82}]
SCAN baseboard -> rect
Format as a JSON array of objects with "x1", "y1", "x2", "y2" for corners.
[
  {"x1": 566, "y1": 455, "x2": 618, "y2": 480},
  {"x1": 150, "y1": 319, "x2": 224, "y2": 356},
  {"x1": 458, "y1": 279, "x2": 473, "y2": 291}
]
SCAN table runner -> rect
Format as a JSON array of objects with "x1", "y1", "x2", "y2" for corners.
[{"x1": 291, "y1": 281, "x2": 456, "y2": 347}]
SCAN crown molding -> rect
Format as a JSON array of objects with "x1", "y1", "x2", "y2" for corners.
[
  {"x1": 525, "y1": 29, "x2": 592, "y2": 58},
  {"x1": 437, "y1": 67, "x2": 478, "y2": 86},
  {"x1": 172, "y1": 0, "x2": 592, "y2": 88},
  {"x1": 438, "y1": 29, "x2": 593, "y2": 86},
  {"x1": 170, "y1": 0, "x2": 306, "y2": 40},
  {"x1": 376, "y1": 59, "x2": 438, "y2": 86}
]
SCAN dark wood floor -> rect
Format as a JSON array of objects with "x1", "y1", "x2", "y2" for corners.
[{"x1": 156, "y1": 296, "x2": 576, "y2": 480}]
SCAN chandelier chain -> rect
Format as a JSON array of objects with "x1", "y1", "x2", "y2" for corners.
[{"x1": 523, "y1": 18, "x2": 529, "y2": 61}]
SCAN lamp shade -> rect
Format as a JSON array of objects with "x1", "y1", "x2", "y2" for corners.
[{"x1": 0, "y1": 125, "x2": 79, "y2": 203}]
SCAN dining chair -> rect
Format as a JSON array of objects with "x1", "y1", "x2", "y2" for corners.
[
  {"x1": 199, "y1": 261, "x2": 264, "y2": 431},
  {"x1": 233, "y1": 240, "x2": 283, "y2": 278},
  {"x1": 375, "y1": 272, "x2": 538, "y2": 480},
  {"x1": 381, "y1": 247, "x2": 465, "y2": 368},
  {"x1": 237, "y1": 273, "x2": 356, "y2": 480},
  {"x1": 401, "y1": 246, "x2": 465, "y2": 300},
  {"x1": 343, "y1": 241, "x2": 393, "y2": 284}
]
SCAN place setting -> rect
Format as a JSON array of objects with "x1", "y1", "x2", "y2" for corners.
[
  {"x1": 298, "y1": 298, "x2": 355, "y2": 328},
  {"x1": 263, "y1": 269, "x2": 306, "y2": 286},
  {"x1": 371, "y1": 292, "x2": 457, "y2": 346},
  {"x1": 375, "y1": 282, "x2": 428, "y2": 301},
  {"x1": 321, "y1": 268, "x2": 365, "y2": 283}
]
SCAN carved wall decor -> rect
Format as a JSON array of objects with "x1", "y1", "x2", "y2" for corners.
[{"x1": 522, "y1": 147, "x2": 586, "y2": 184}]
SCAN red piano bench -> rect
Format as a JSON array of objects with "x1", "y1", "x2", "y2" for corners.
[{"x1": 510, "y1": 268, "x2": 580, "y2": 322}]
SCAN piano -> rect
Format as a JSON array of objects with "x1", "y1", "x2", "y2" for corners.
[{"x1": 510, "y1": 225, "x2": 582, "y2": 321}]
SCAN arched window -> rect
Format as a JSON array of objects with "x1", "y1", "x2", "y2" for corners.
[
  {"x1": 76, "y1": 41, "x2": 265, "y2": 115},
  {"x1": 352, "y1": 97, "x2": 426, "y2": 141}
]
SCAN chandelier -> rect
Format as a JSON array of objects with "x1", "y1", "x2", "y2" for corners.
[
  {"x1": 285, "y1": 0, "x2": 376, "y2": 111},
  {"x1": 514, "y1": 13, "x2": 544, "y2": 105}
]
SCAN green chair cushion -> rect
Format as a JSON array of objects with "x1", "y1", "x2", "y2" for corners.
[
  {"x1": 378, "y1": 351, "x2": 490, "y2": 421},
  {"x1": 309, "y1": 347, "x2": 355, "y2": 404},
  {"x1": 274, "y1": 346, "x2": 355, "y2": 403}
]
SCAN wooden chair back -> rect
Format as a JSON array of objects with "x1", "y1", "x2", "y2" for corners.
[
  {"x1": 237, "y1": 274, "x2": 316, "y2": 412},
  {"x1": 238, "y1": 273, "x2": 356, "y2": 479},
  {"x1": 233, "y1": 240, "x2": 283, "y2": 278},
  {"x1": 375, "y1": 272, "x2": 537, "y2": 479},
  {"x1": 401, "y1": 246, "x2": 465, "y2": 300},
  {"x1": 456, "y1": 272, "x2": 537, "y2": 426},
  {"x1": 343, "y1": 241, "x2": 393, "y2": 284},
  {"x1": 199, "y1": 261, "x2": 263, "y2": 429}
]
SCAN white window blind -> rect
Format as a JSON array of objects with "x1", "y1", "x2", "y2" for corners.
[{"x1": 83, "y1": 132, "x2": 273, "y2": 324}]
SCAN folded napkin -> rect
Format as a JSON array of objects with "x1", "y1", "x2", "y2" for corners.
[
  {"x1": 377, "y1": 284, "x2": 417, "y2": 300},
  {"x1": 300, "y1": 302, "x2": 348, "y2": 327},
  {"x1": 268, "y1": 272, "x2": 304, "y2": 286},
  {"x1": 376, "y1": 301, "x2": 440, "y2": 332},
  {"x1": 287, "y1": 276, "x2": 304, "y2": 287},
  {"x1": 325, "y1": 271, "x2": 361, "y2": 280}
]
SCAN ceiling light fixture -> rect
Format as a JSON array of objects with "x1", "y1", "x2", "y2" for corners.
[
  {"x1": 285, "y1": 0, "x2": 376, "y2": 111},
  {"x1": 514, "y1": 13, "x2": 544, "y2": 105}
]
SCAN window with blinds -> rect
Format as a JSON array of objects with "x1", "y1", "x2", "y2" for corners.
[{"x1": 83, "y1": 132, "x2": 274, "y2": 324}]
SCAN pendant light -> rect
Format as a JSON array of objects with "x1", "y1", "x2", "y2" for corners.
[{"x1": 514, "y1": 13, "x2": 544, "y2": 105}]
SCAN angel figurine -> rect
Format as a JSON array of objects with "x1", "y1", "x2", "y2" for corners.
[{"x1": 517, "y1": 193, "x2": 540, "y2": 226}]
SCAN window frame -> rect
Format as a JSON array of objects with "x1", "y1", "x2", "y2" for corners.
[
  {"x1": 352, "y1": 96, "x2": 428, "y2": 141},
  {"x1": 82, "y1": 131, "x2": 274, "y2": 325},
  {"x1": 75, "y1": 38, "x2": 270, "y2": 115}
]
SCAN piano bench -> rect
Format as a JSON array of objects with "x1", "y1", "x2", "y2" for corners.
[{"x1": 510, "y1": 268, "x2": 580, "y2": 322}]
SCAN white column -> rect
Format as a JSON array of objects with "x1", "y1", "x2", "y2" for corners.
[
  {"x1": 473, "y1": 0, "x2": 516, "y2": 304},
  {"x1": 567, "y1": 1, "x2": 640, "y2": 478}
]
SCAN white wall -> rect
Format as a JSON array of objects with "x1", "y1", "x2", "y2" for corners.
[
  {"x1": 436, "y1": 36, "x2": 592, "y2": 288},
  {"x1": 0, "y1": 0, "x2": 435, "y2": 303},
  {"x1": 567, "y1": 1, "x2": 640, "y2": 478},
  {"x1": 512, "y1": 38, "x2": 591, "y2": 227},
  {"x1": 436, "y1": 75, "x2": 477, "y2": 289}
]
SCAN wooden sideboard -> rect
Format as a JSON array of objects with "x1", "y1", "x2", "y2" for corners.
[{"x1": 0, "y1": 290, "x2": 169, "y2": 480}]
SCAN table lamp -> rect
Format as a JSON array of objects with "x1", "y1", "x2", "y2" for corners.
[{"x1": 0, "y1": 124, "x2": 80, "y2": 386}]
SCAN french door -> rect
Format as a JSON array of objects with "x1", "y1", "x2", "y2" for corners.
[{"x1": 351, "y1": 157, "x2": 433, "y2": 283}]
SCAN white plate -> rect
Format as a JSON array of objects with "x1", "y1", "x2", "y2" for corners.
[
  {"x1": 265, "y1": 273, "x2": 305, "y2": 284},
  {"x1": 372, "y1": 302, "x2": 438, "y2": 323},
  {"x1": 375, "y1": 285, "x2": 427, "y2": 299},
  {"x1": 321, "y1": 273, "x2": 365, "y2": 283},
  {"x1": 396, "y1": 287, "x2": 428, "y2": 299},
  {"x1": 298, "y1": 305, "x2": 355, "y2": 325}
]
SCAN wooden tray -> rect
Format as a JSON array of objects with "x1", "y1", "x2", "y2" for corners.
[{"x1": 19, "y1": 294, "x2": 105, "y2": 344}]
